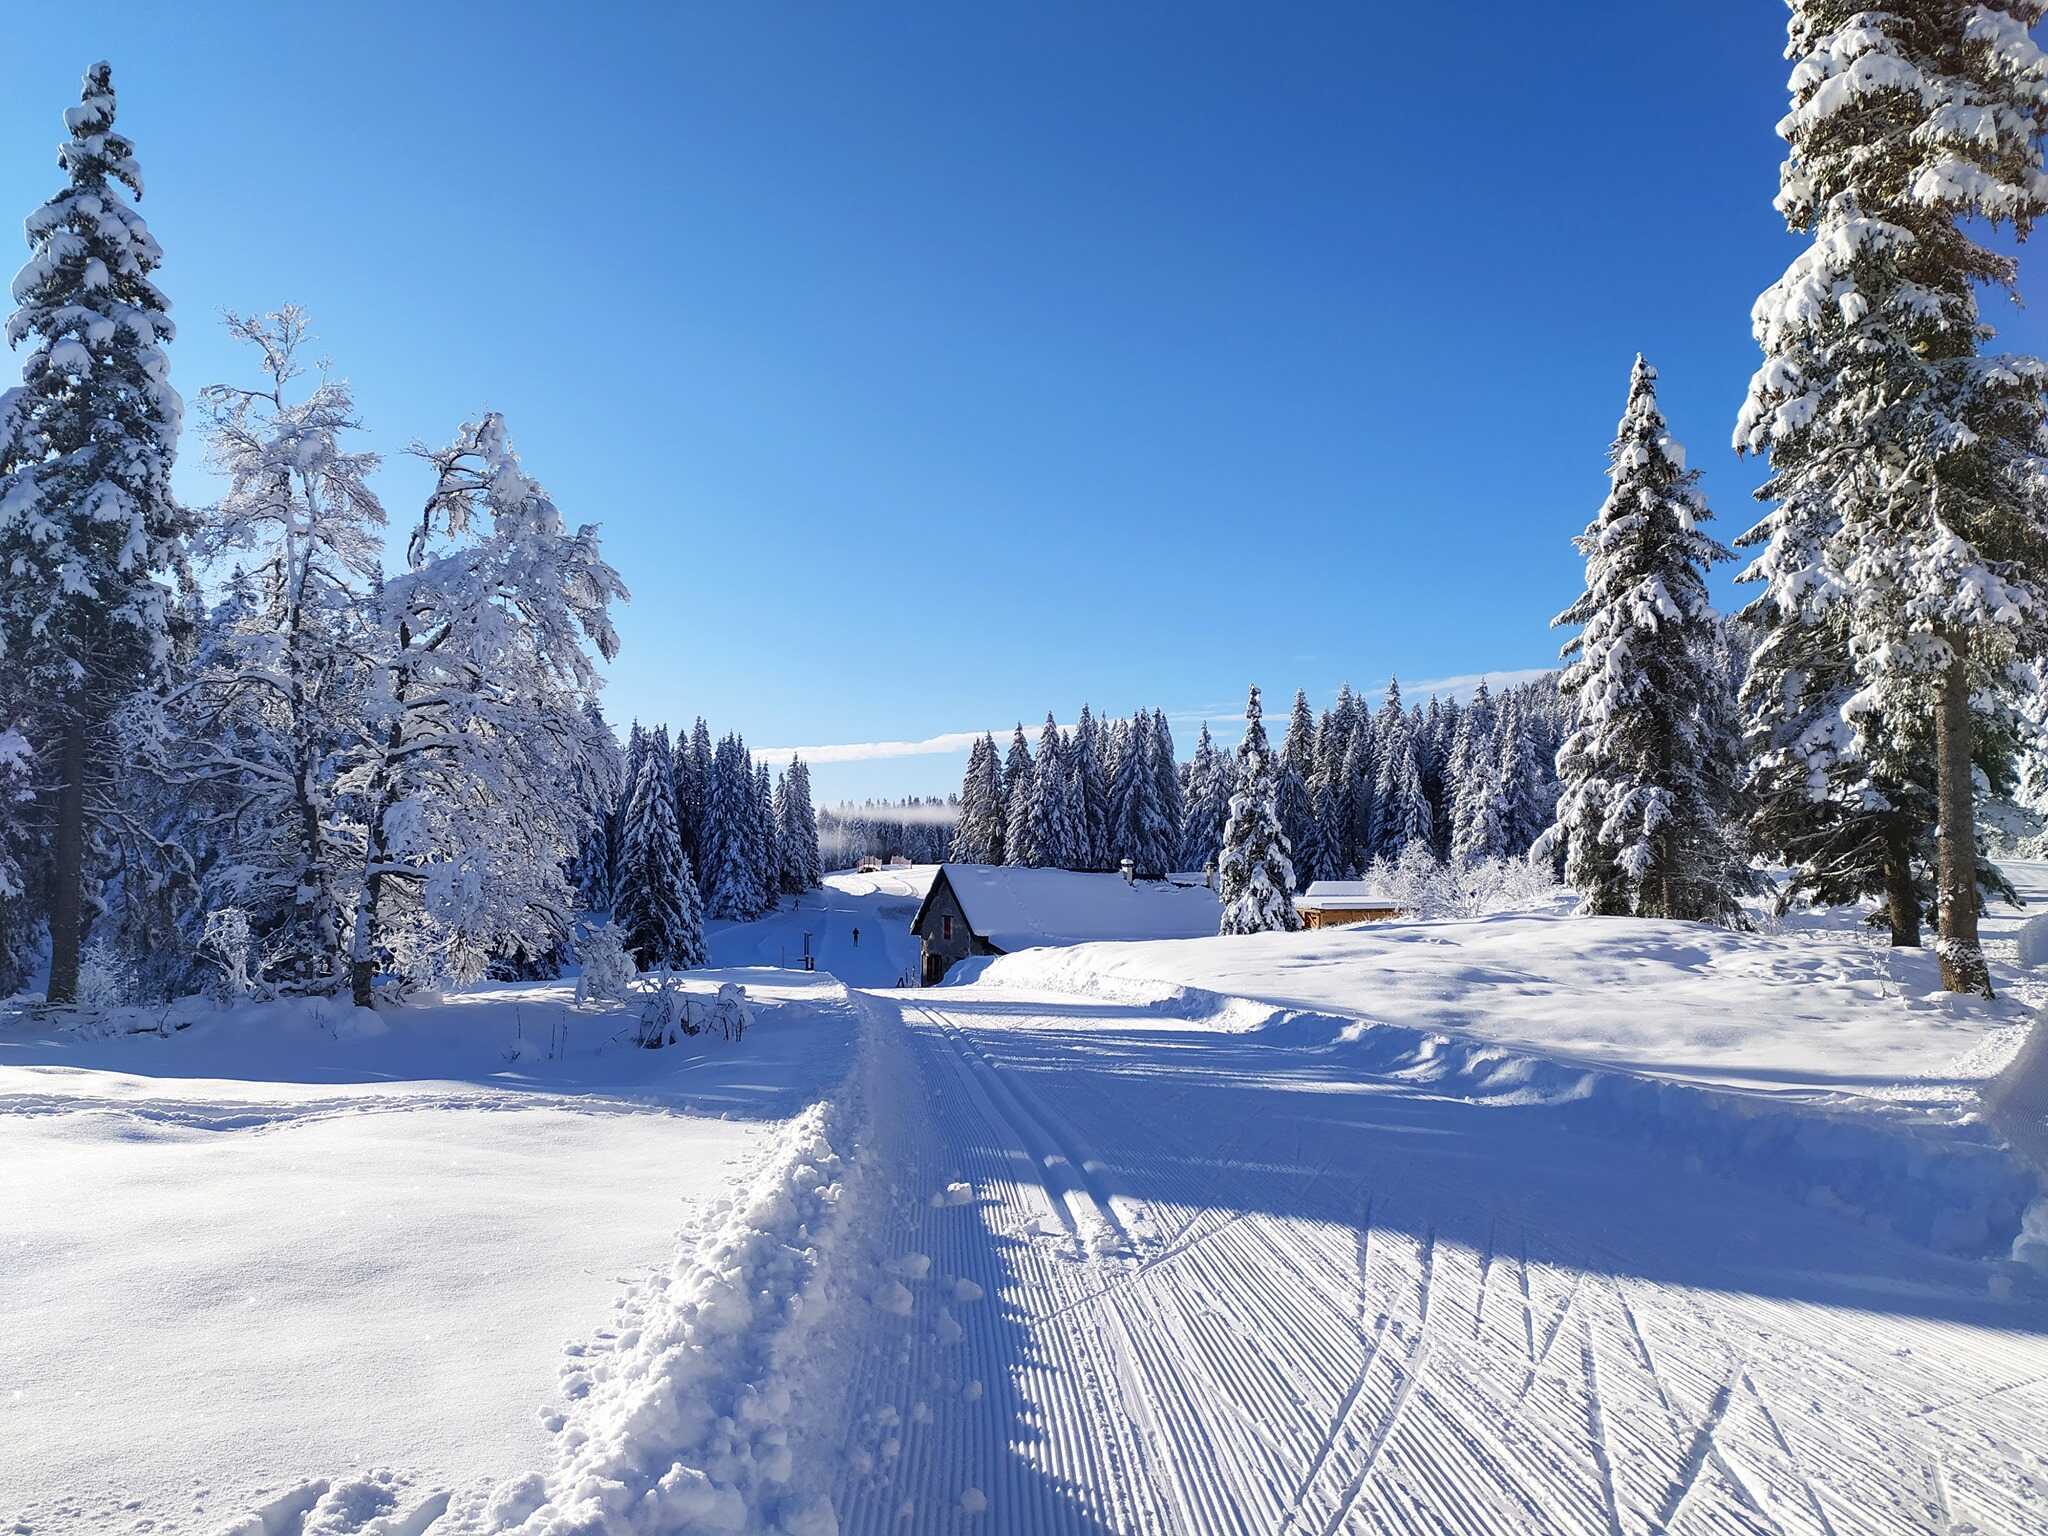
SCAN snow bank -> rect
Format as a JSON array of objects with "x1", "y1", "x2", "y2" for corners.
[
  {"x1": 972, "y1": 953, "x2": 2044, "y2": 1259},
  {"x1": 489, "y1": 1015, "x2": 871, "y2": 1534}
]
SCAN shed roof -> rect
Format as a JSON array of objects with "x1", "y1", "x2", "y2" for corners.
[
  {"x1": 913, "y1": 864, "x2": 1220, "y2": 953},
  {"x1": 1297, "y1": 881, "x2": 1403, "y2": 910}
]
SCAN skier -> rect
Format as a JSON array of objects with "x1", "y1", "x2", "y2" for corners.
[{"x1": 852, "y1": 926, "x2": 861, "y2": 948}]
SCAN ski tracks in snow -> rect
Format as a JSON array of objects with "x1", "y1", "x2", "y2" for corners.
[{"x1": 817, "y1": 986, "x2": 2048, "y2": 1536}]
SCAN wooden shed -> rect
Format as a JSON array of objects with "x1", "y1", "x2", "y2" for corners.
[
  {"x1": 1294, "y1": 881, "x2": 1405, "y2": 930},
  {"x1": 908, "y1": 864, "x2": 1222, "y2": 985}
]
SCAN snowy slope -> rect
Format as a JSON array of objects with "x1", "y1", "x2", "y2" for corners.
[{"x1": 0, "y1": 974, "x2": 857, "y2": 1536}]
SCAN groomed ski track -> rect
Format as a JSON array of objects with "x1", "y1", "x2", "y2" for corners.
[{"x1": 818, "y1": 980, "x2": 2048, "y2": 1536}]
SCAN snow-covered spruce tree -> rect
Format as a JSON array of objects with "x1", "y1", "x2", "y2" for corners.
[
  {"x1": 1218, "y1": 687, "x2": 1302, "y2": 934},
  {"x1": 569, "y1": 701, "x2": 624, "y2": 913},
  {"x1": 1150, "y1": 710, "x2": 1184, "y2": 869},
  {"x1": 1107, "y1": 709, "x2": 1173, "y2": 878},
  {"x1": 703, "y1": 734, "x2": 762, "y2": 919},
  {"x1": 0, "y1": 722, "x2": 37, "y2": 995},
  {"x1": 1002, "y1": 724, "x2": 1035, "y2": 866},
  {"x1": 156, "y1": 309, "x2": 384, "y2": 988},
  {"x1": 613, "y1": 752, "x2": 706, "y2": 970},
  {"x1": 789, "y1": 757, "x2": 822, "y2": 888},
  {"x1": 752, "y1": 757, "x2": 779, "y2": 916},
  {"x1": 951, "y1": 734, "x2": 1005, "y2": 864},
  {"x1": 1072, "y1": 706, "x2": 1110, "y2": 871},
  {"x1": 1735, "y1": 1, "x2": 2048, "y2": 990},
  {"x1": 1494, "y1": 694, "x2": 1556, "y2": 858},
  {"x1": 1178, "y1": 721, "x2": 1231, "y2": 873},
  {"x1": 0, "y1": 65, "x2": 189, "y2": 1004},
  {"x1": 1026, "y1": 713, "x2": 1080, "y2": 870},
  {"x1": 1548, "y1": 357, "x2": 1749, "y2": 924},
  {"x1": 343, "y1": 414, "x2": 626, "y2": 1004}
]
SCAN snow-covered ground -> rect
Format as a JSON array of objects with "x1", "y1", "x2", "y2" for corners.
[
  {"x1": 8, "y1": 864, "x2": 2048, "y2": 1535},
  {"x1": 0, "y1": 972, "x2": 858, "y2": 1535}
]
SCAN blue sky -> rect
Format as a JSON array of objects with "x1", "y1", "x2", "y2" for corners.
[{"x1": 10, "y1": 4, "x2": 2048, "y2": 802}]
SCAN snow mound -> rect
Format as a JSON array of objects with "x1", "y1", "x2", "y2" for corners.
[
  {"x1": 2020, "y1": 914, "x2": 2048, "y2": 968},
  {"x1": 489, "y1": 1085, "x2": 862, "y2": 1532}
]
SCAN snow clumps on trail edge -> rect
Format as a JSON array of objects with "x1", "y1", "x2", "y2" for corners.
[{"x1": 488, "y1": 1074, "x2": 868, "y2": 1533}]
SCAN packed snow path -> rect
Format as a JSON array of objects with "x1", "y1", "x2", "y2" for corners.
[{"x1": 826, "y1": 983, "x2": 2048, "y2": 1536}]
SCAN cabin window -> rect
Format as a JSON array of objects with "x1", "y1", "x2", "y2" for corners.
[{"x1": 942, "y1": 915, "x2": 954, "y2": 941}]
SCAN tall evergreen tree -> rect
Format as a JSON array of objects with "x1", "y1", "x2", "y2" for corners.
[
  {"x1": 1072, "y1": 706, "x2": 1110, "y2": 871},
  {"x1": 1003, "y1": 724, "x2": 1036, "y2": 867},
  {"x1": 753, "y1": 758, "x2": 779, "y2": 916},
  {"x1": 0, "y1": 65, "x2": 189, "y2": 1003},
  {"x1": 1548, "y1": 357, "x2": 1749, "y2": 924},
  {"x1": 1217, "y1": 687, "x2": 1302, "y2": 934},
  {"x1": 1026, "y1": 712, "x2": 1080, "y2": 870},
  {"x1": 1735, "y1": 0, "x2": 2048, "y2": 990},
  {"x1": 614, "y1": 756, "x2": 705, "y2": 970},
  {"x1": 1107, "y1": 709, "x2": 1173, "y2": 878},
  {"x1": 1150, "y1": 709, "x2": 1184, "y2": 870},
  {"x1": 951, "y1": 734, "x2": 1005, "y2": 864},
  {"x1": 777, "y1": 755, "x2": 821, "y2": 891},
  {"x1": 704, "y1": 734, "x2": 764, "y2": 919},
  {"x1": 1179, "y1": 722, "x2": 1232, "y2": 874}
]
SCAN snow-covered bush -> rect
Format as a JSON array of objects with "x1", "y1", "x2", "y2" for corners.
[
  {"x1": 1365, "y1": 847, "x2": 1564, "y2": 921},
  {"x1": 635, "y1": 974, "x2": 697, "y2": 1048},
  {"x1": 74, "y1": 940, "x2": 137, "y2": 1013},
  {"x1": 199, "y1": 907, "x2": 260, "y2": 1000},
  {"x1": 574, "y1": 922, "x2": 639, "y2": 1005},
  {"x1": 713, "y1": 981, "x2": 752, "y2": 1041}
]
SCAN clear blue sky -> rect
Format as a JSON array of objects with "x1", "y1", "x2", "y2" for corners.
[{"x1": 10, "y1": 4, "x2": 2047, "y2": 802}]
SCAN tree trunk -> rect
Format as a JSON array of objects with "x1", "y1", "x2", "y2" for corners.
[
  {"x1": 1934, "y1": 633, "x2": 1992, "y2": 996},
  {"x1": 1881, "y1": 815, "x2": 1921, "y2": 947},
  {"x1": 46, "y1": 716, "x2": 87, "y2": 1006}
]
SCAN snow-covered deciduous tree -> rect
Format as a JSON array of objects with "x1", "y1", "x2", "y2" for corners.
[
  {"x1": 1734, "y1": 0, "x2": 2048, "y2": 991},
  {"x1": 343, "y1": 413, "x2": 626, "y2": 1003},
  {"x1": 1548, "y1": 357, "x2": 1749, "y2": 925},
  {"x1": 158, "y1": 308, "x2": 382, "y2": 988},
  {"x1": 1218, "y1": 687, "x2": 1302, "y2": 935},
  {"x1": 0, "y1": 64, "x2": 189, "y2": 1004}
]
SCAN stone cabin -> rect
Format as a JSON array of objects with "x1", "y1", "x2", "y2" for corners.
[{"x1": 909, "y1": 867, "x2": 1004, "y2": 985}]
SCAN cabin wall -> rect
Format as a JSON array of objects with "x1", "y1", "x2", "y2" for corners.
[
  {"x1": 916, "y1": 878, "x2": 978, "y2": 983},
  {"x1": 1301, "y1": 907, "x2": 1404, "y2": 931}
]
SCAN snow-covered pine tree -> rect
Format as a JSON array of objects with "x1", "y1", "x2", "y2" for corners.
[
  {"x1": 0, "y1": 722, "x2": 36, "y2": 996},
  {"x1": 0, "y1": 65, "x2": 190, "y2": 1004},
  {"x1": 1368, "y1": 680, "x2": 1408, "y2": 860},
  {"x1": 704, "y1": 734, "x2": 764, "y2": 919},
  {"x1": 343, "y1": 413, "x2": 626, "y2": 1004},
  {"x1": 570, "y1": 701, "x2": 624, "y2": 912},
  {"x1": 1150, "y1": 710, "x2": 1184, "y2": 872},
  {"x1": 1735, "y1": 1, "x2": 2048, "y2": 990},
  {"x1": 789, "y1": 756, "x2": 822, "y2": 889},
  {"x1": 1548, "y1": 357, "x2": 1748, "y2": 924},
  {"x1": 1072, "y1": 706, "x2": 1110, "y2": 871},
  {"x1": 1448, "y1": 705, "x2": 1507, "y2": 866},
  {"x1": 1217, "y1": 687, "x2": 1302, "y2": 934},
  {"x1": 678, "y1": 718, "x2": 712, "y2": 871},
  {"x1": 1179, "y1": 722, "x2": 1232, "y2": 874},
  {"x1": 1493, "y1": 694, "x2": 1554, "y2": 858},
  {"x1": 951, "y1": 734, "x2": 1005, "y2": 864},
  {"x1": 1276, "y1": 691, "x2": 1319, "y2": 885},
  {"x1": 1026, "y1": 713, "x2": 1080, "y2": 870},
  {"x1": 753, "y1": 757, "x2": 779, "y2": 916},
  {"x1": 613, "y1": 748, "x2": 705, "y2": 970},
  {"x1": 1003, "y1": 724, "x2": 1036, "y2": 866},
  {"x1": 1106, "y1": 709, "x2": 1172, "y2": 878}
]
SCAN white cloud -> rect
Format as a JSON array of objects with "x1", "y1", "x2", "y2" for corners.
[{"x1": 1400, "y1": 667, "x2": 1555, "y2": 701}]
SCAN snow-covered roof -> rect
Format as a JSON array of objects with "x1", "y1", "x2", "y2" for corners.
[
  {"x1": 1298, "y1": 881, "x2": 1402, "y2": 910},
  {"x1": 916, "y1": 865, "x2": 1220, "y2": 952}
]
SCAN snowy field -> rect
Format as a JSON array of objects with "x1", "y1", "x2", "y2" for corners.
[
  {"x1": 6, "y1": 865, "x2": 2048, "y2": 1534},
  {"x1": 0, "y1": 972, "x2": 860, "y2": 1534}
]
